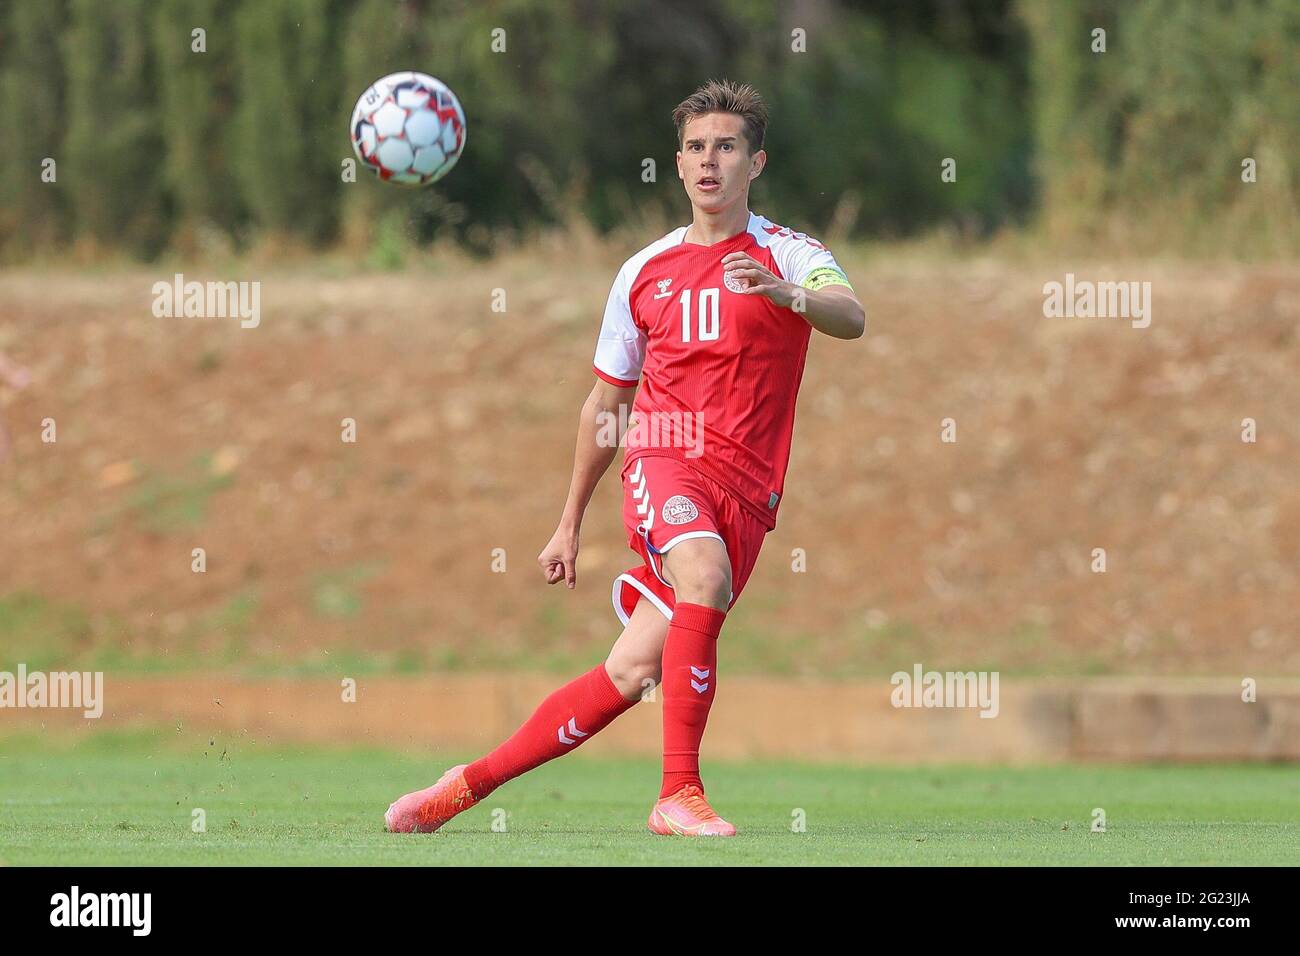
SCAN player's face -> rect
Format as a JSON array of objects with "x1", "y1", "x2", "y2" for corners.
[{"x1": 676, "y1": 112, "x2": 765, "y2": 213}]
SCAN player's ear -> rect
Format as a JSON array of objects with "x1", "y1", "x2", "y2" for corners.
[
  {"x1": 675, "y1": 150, "x2": 684, "y2": 180},
  {"x1": 749, "y1": 149, "x2": 766, "y2": 181}
]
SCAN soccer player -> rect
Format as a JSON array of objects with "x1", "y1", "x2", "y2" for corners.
[{"x1": 386, "y1": 79, "x2": 864, "y2": 837}]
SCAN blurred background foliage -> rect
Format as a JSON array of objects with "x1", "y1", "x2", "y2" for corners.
[{"x1": 0, "y1": 0, "x2": 1294, "y2": 261}]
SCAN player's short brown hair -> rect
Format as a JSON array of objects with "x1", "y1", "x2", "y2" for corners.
[{"x1": 672, "y1": 79, "x2": 768, "y2": 155}]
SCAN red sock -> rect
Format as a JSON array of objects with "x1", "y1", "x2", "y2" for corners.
[
  {"x1": 463, "y1": 663, "x2": 635, "y2": 799},
  {"x1": 660, "y1": 602, "x2": 725, "y2": 798}
]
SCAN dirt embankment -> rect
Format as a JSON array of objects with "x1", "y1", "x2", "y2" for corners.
[{"x1": 0, "y1": 252, "x2": 1296, "y2": 676}]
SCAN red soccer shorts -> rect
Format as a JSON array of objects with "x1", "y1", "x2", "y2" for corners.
[{"x1": 611, "y1": 454, "x2": 768, "y2": 625}]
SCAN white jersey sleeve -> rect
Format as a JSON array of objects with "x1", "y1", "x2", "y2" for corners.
[
  {"x1": 763, "y1": 221, "x2": 853, "y2": 292},
  {"x1": 592, "y1": 267, "x2": 646, "y2": 386}
]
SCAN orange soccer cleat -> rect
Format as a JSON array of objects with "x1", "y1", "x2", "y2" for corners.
[
  {"x1": 647, "y1": 784, "x2": 737, "y2": 837},
  {"x1": 384, "y1": 764, "x2": 480, "y2": 834}
]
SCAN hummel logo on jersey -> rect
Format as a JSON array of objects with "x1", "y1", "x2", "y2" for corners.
[
  {"x1": 557, "y1": 717, "x2": 589, "y2": 746},
  {"x1": 653, "y1": 278, "x2": 674, "y2": 299},
  {"x1": 690, "y1": 665, "x2": 711, "y2": 694},
  {"x1": 629, "y1": 459, "x2": 654, "y2": 529},
  {"x1": 761, "y1": 222, "x2": 827, "y2": 250}
]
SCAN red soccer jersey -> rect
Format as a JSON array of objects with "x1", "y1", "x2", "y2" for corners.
[{"x1": 592, "y1": 211, "x2": 852, "y2": 529}]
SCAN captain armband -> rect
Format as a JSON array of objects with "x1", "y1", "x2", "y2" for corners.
[{"x1": 801, "y1": 267, "x2": 853, "y2": 292}]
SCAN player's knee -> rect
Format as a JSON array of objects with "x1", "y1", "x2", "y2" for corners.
[
  {"x1": 673, "y1": 560, "x2": 731, "y2": 609},
  {"x1": 604, "y1": 657, "x2": 660, "y2": 700}
]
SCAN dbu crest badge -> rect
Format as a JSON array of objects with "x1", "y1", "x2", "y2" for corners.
[{"x1": 661, "y1": 495, "x2": 699, "y2": 525}]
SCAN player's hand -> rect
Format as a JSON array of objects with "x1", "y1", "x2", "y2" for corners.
[
  {"x1": 538, "y1": 524, "x2": 579, "y2": 589},
  {"x1": 720, "y1": 252, "x2": 798, "y2": 309}
]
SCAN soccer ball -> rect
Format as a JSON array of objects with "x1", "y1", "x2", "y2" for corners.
[{"x1": 350, "y1": 72, "x2": 466, "y2": 186}]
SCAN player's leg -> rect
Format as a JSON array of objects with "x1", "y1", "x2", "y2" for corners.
[
  {"x1": 619, "y1": 456, "x2": 738, "y2": 833},
  {"x1": 384, "y1": 601, "x2": 663, "y2": 834},
  {"x1": 656, "y1": 535, "x2": 731, "y2": 797},
  {"x1": 660, "y1": 535, "x2": 731, "y2": 607},
  {"x1": 644, "y1": 476, "x2": 768, "y2": 836},
  {"x1": 645, "y1": 534, "x2": 736, "y2": 835},
  {"x1": 605, "y1": 595, "x2": 671, "y2": 699}
]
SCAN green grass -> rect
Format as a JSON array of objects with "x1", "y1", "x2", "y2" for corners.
[
  {"x1": 0, "y1": 593, "x2": 93, "y2": 670},
  {"x1": 0, "y1": 585, "x2": 1212, "y2": 680},
  {"x1": 309, "y1": 561, "x2": 385, "y2": 620},
  {"x1": 116, "y1": 454, "x2": 236, "y2": 535},
  {"x1": 0, "y1": 732, "x2": 1296, "y2": 865}
]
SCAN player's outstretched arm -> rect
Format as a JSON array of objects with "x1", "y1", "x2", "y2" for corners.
[
  {"x1": 538, "y1": 377, "x2": 637, "y2": 589},
  {"x1": 721, "y1": 251, "x2": 866, "y2": 339},
  {"x1": 794, "y1": 285, "x2": 866, "y2": 340}
]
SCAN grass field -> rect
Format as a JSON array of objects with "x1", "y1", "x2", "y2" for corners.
[{"x1": 1, "y1": 732, "x2": 1296, "y2": 866}]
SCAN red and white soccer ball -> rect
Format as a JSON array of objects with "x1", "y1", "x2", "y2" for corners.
[{"x1": 350, "y1": 71, "x2": 466, "y2": 187}]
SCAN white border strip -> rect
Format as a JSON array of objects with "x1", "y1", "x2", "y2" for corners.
[
  {"x1": 658, "y1": 529, "x2": 725, "y2": 553},
  {"x1": 611, "y1": 572, "x2": 675, "y2": 626}
]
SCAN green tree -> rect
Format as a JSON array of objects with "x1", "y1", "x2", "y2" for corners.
[
  {"x1": 230, "y1": 0, "x2": 341, "y2": 244},
  {"x1": 0, "y1": 0, "x2": 69, "y2": 257},
  {"x1": 63, "y1": 0, "x2": 167, "y2": 257},
  {"x1": 151, "y1": 0, "x2": 239, "y2": 253}
]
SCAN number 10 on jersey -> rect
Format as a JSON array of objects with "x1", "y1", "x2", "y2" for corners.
[{"x1": 680, "y1": 288, "x2": 720, "y2": 343}]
